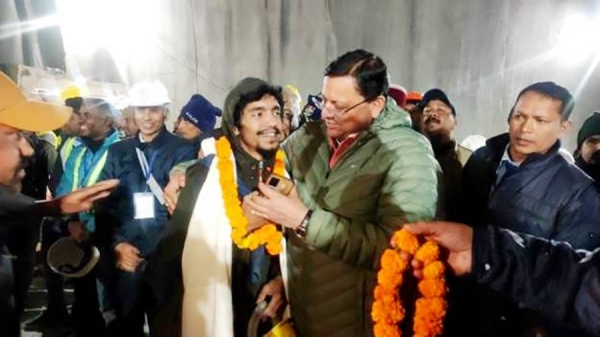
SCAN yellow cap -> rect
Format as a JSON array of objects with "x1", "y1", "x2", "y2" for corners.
[{"x1": 0, "y1": 72, "x2": 72, "y2": 132}]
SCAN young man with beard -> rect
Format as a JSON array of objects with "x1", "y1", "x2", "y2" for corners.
[
  {"x1": 455, "y1": 82, "x2": 600, "y2": 336},
  {"x1": 574, "y1": 111, "x2": 600, "y2": 184},
  {"x1": 245, "y1": 50, "x2": 440, "y2": 336},
  {"x1": 420, "y1": 88, "x2": 471, "y2": 219},
  {"x1": 0, "y1": 72, "x2": 118, "y2": 336},
  {"x1": 147, "y1": 78, "x2": 286, "y2": 336},
  {"x1": 94, "y1": 80, "x2": 196, "y2": 336}
]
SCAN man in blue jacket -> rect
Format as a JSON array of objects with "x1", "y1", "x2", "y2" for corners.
[
  {"x1": 454, "y1": 82, "x2": 600, "y2": 336},
  {"x1": 95, "y1": 80, "x2": 196, "y2": 336},
  {"x1": 402, "y1": 221, "x2": 600, "y2": 337}
]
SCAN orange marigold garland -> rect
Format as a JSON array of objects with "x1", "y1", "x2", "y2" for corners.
[
  {"x1": 215, "y1": 137, "x2": 284, "y2": 255},
  {"x1": 372, "y1": 228, "x2": 448, "y2": 336}
]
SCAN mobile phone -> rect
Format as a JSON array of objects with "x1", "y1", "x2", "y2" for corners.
[{"x1": 265, "y1": 173, "x2": 294, "y2": 196}]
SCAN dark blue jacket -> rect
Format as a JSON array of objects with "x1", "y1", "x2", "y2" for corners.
[
  {"x1": 95, "y1": 128, "x2": 196, "y2": 257},
  {"x1": 457, "y1": 133, "x2": 600, "y2": 250},
  {"x1": 472, "y1": 226, "x2": 600, "y2": 337},
  {"x1": 454, "y1": 133, "x2": 600, "y2": 336}
]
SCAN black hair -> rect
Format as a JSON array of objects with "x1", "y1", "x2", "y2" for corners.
[
  {"x1": 510, "y1": 82, "x2": 575, "y2": 121},
  {"x1": 233, "y1": 84, "x2": 285, "y2": 128},
  {"x1": 65, "y1": 97, "x2": 83, "y2": 114},
  {"x1": 324, "y1": 49, "x2": 389, "y2": 101}
]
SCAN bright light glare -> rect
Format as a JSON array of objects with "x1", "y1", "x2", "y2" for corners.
[
  {"x1": 555, "y1": 12, "x2": 600, "y2": 65},
  {"x1": 56, "y1": 0, "x2": 159, "y2": 64}
]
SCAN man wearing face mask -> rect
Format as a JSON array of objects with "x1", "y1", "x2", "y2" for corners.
[
  {"x1": 94, "y1": 80, "x2": 196, "y2": 336},
  {"x1": 574, "y1": 111, "x2": 600, "y2": 184}
]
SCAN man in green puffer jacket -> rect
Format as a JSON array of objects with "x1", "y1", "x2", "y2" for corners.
[{"x1": 246, "y1": 49, "x2": 441, "y2": 336}]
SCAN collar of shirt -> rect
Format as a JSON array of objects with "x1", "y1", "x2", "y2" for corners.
[
  {"x1": 328, "y1": 133, "x2": 360, "y2": 168},
  {"x1": 500, "y1": 145, "x2": 521, "y2": 167}
]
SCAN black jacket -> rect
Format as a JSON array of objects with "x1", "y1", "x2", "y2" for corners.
[
  {"x1": 458, "y1": 133, "x2": 600, "y2": 249},
  {"x1": 454, "y1": 133, "x2": 600, "y2": 336},
  {"x1": 473, "y1": 226, "x2": 600, "y2": 337},
  {"x1": 95, "y1": 128, "x2": 196, "y2": 256}
]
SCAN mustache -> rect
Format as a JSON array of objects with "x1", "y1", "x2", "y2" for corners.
[
  {"x1": 257, "y1": 128, "x2": 281, "y2": 135},
  {"x1": 425, "y1": 117, "x2": 440, "y2": 124}
]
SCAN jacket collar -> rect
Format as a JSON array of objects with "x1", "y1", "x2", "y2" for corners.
[
  {"x1": 433, "y1": 139, "x2": 457, "y2": 157},
  {"x1": 486, "y1": 133, "x2": 562, "y2": 169},
  {"x1": 135, "y1": 126, "x2": 168, "y2": 149},
  {"x1": 77, "y1": 129, "x2": 120, "y2": 152}
]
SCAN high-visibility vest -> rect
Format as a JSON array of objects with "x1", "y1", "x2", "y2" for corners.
[
  {"x1": 71, "y1": 148, "x2": 108, "y2": 191},
  {"x1": 60, "y1": 137, "x2": 77, "y2": 170}
]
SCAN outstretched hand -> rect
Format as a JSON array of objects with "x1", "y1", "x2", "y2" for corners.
[
  {"x1": 396, "y1": 221, "x2": 474, "y2": 277},
  {"x1": 56, "y1": 179, "x2": 119, "y2": 214}
]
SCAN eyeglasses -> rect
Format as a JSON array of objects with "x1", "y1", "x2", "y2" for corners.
[
  {"x1": 319, "y1": 96, "x2": 369, "y2": 117},
  {"x1": 422, "y1": 107, "x2": 452, "y2": 117}
]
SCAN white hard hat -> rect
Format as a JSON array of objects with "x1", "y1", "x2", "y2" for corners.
[
  {"x1": 128, "y1": 80, "x2": 171, "y2": 107},
  {"x1": 47, "y1": 237, "x2": 100, "y2": 278}
]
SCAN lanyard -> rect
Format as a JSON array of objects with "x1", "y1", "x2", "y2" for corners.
[
  {"x1": 136, "y1": 149, "x2": 158, "y2": 181},
  {"x1": 135, "y1": 148, "x2": 165, "y2": 205}
]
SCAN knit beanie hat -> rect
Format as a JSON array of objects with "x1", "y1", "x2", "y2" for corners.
[
  {"x1": 577, "y1": 111, "x2": 600, "y2": 149},
  {"x1": 180, "y1": 94, "x2": 222, "y2": 134}
]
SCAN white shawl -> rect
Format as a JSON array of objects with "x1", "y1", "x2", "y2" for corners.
[{"x1": 180, "y1": 138, "x2": 289, "y2": 337}]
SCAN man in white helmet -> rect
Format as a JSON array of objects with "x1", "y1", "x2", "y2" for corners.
[{"x1": 95, "y1": 80, "x2": 196, "y2": 335}]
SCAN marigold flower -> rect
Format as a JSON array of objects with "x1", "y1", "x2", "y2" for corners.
[
  {"x1": 265, "y1": 241, "x2": 282, "y2": 255},
  {"x1": 217, "y1": 136, "x2": 284, "y2": 256},
  {"x1": 423, "y1": 261, "x2": 445, "y2": 279},
  {"x1": 414, "y1": 241, "x2": 440, "y2": 265},
  {"x1": 391, "y1": 229, "x2": 420, "y2": 255},
  {"x1": 415, "y1": 298, "x2": 447, "y2": 319},
  {"x1": 418, "y1": 279, "x2": 447, "y2": 298},
  {"x1": 373, "y1": 322, "x2": 401, "y2": 337},
  {"x1": 371, "y1": 300, "x2": 389, "y2": 323},
  {"x1": 380, "y1": 249, "x2": 409, "y2": 274},
  {"x1": 377, "y1": 268, "x2": 402, "y2": 290},
  {"x1": 374, "y1": 285, "x2": 398, "y2": 304}
]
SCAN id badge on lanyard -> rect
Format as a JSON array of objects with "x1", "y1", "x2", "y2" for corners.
[{"x1": 134, "y1": 192, "x2": 155, "y2": 219}]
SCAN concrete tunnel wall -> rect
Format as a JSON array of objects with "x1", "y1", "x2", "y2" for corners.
[{"x1": 2, "y1": 0, "x2": 599, "y2": 150}]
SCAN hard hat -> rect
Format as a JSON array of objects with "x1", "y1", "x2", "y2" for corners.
[
  {"x1": 61, "y1": 84, "x2": 91, "y2": 102},
  {"x1": 47, "y1": 237, "x2": 100, "y2": 278},
  {"x1": 128, "y1": 80, "x2": 171, "y2": 107}
]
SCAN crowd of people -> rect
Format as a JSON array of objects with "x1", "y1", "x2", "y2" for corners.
[{"x1": 0, "y1": 48, "x2": 599, "y2": 337}]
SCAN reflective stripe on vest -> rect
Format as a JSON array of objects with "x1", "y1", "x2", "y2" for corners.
[
  {"x1": 71, "y1": 149, "x2": 108, "y2": 191},
  {"x1": 60, "y1": 137, "x2": 77, "y2": 170}
]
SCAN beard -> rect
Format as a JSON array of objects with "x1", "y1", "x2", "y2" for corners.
[{"x1": 576, "y1": 151, "x2": 600, "y2": 182}]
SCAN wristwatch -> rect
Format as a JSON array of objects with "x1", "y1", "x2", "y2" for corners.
[{"x1": 294, "y1": 210, "x2": 312, "y2": 238}]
